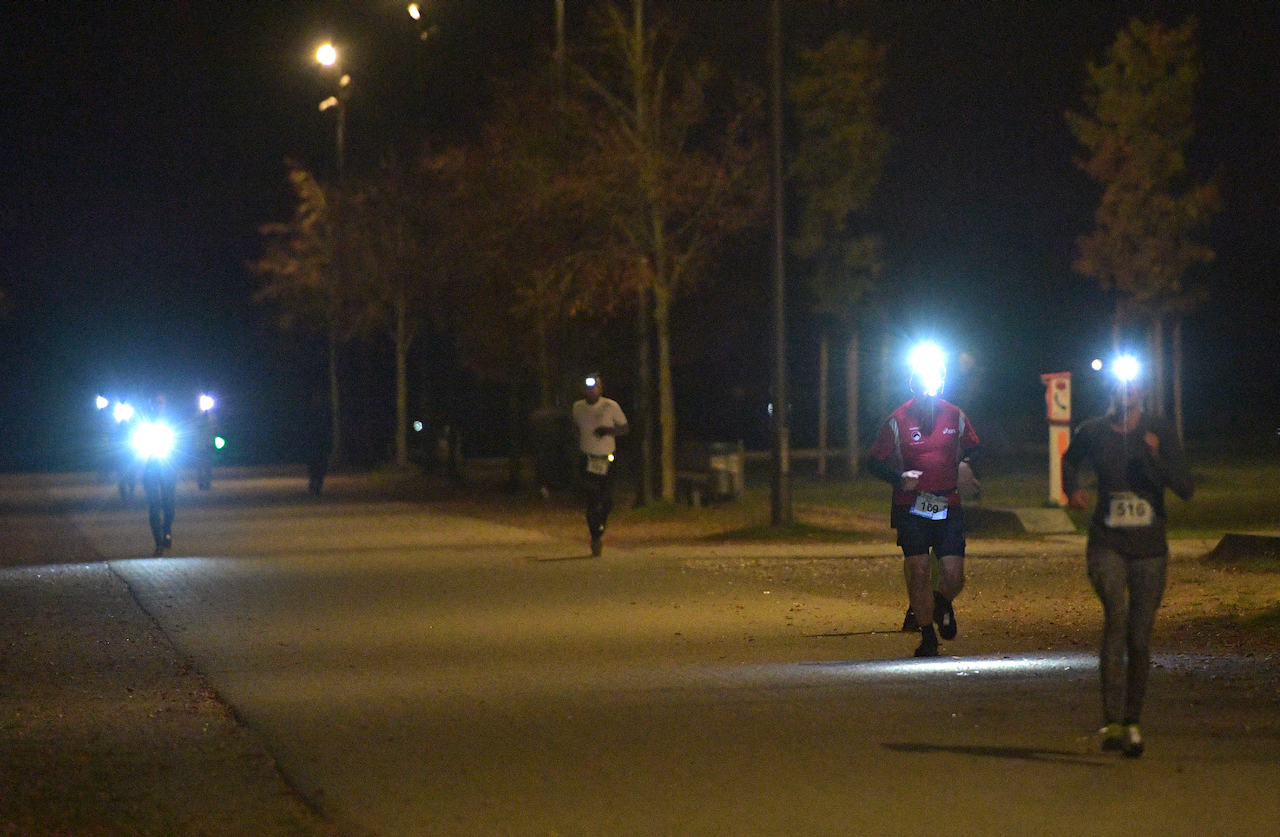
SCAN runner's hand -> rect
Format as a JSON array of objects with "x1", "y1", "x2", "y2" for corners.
[
  {"x1": 901, "y1": 470, "x2": 921, "y2": 491},
  {"x1": 1068, "y1": 489, "x2": 1090, "y2": 510},
  {"x1": 1144, "y1": 431, "x2": 1159, "y2": 457}
]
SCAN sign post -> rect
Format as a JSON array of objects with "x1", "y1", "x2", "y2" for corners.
[{"x1": 1040, "y1": 372, "x2": 1072, "y2": 506}]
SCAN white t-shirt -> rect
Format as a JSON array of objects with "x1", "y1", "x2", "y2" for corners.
[{"x1": 572, "y1": 397, "x2": 628, "y2": 457}]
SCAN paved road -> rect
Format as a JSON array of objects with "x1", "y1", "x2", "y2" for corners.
[{"x1": 42, "y1": 473, "x2": 1280, "y2": 836}]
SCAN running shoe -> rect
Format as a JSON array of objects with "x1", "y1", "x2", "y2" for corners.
[
  {"x1": 590, "y1": 536, "x2": 602, "y2": 557},
  {"x1": 901, "y1": 608, "x2": 919, "y2": 632},
  {"x1": 914, "y1": 629, "x2": 939, "y2": 658},
  {"x1": 934, "y1": 591, "x2": 957, "y2": 640},
  {"x1": 1100, "y1": 723, "x2": 1125, "y2": 752},
  {"x1": 1122, "y1": 724, "x2": 1144, "y2": 758}
]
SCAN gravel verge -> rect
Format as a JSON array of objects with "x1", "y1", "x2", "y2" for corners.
[{"x1": 0, "y1": 514, "x2": 340, "y2": 837}]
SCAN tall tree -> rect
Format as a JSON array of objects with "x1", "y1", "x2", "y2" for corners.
[
  {"x1": 1066, "y1": 17, "x2": 1219, "y2": 435},
  {"x1": 575, "y1": 1, "x2": 766, "y2": 502},
  {"x1": 337, "y1": 153, "x2": 463, "y2": 469},
  {"x1": 788, "y1": 31, "x2": 889, "y2": 479},
  {"x1": 471, "y1": 77, "x2": 626, "y2": 410},
  {"x1": 251, "y1": 161, "x2": 363, "y2": 465}
]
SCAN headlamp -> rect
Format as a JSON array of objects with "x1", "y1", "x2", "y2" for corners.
[
  {"x1": 1111, "y1": 355, "x2": 1140, "y2": 383},
  {"x1": 909, "y1": 343, "x2": 947, "y2": 397},
  {"x1": 584, "y1": 376, "x2": 598, "y2": 388},
  {"x1": 96, "y1": 396, "x2": 109, "y2": 410},
  {"x1": 113, "y1": 402, "x2": 135, "y2": 423},
  {"x1": 199, "y1": 394, "x2": 216, "y2": 412},
  {"x1": 132, "y1": 421, "x2": 175, "y2": 460}
]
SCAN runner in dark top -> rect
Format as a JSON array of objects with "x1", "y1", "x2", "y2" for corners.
[{"x1": 1062, "y1": 356, "x2": 1194, "y2": 757}]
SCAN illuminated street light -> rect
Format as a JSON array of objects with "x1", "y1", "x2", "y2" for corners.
[
  {"x1": 407, "y1": 3, "x2": 421, "y2": 20},
  {"x1": 314, "y1": 42, "x2": 348, "y2": 181},
  {"x1": 1091, "y1": 358, "x2": 1104, "y2": 371}
]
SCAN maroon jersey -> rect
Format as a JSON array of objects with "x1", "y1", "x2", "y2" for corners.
[{"x1": 868, "y1": 398, "x2": 979, "y2": 508}]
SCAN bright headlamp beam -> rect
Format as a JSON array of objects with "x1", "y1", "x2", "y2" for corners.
[
  {"x1": 113, "y1": 402, "x2": 135, "y2": 423},
  {"x1": 1111, "y1": 355, "x2": 1140, "y2": 383},
  {"x1": 584, "y1": 377, "x2": 598, "y2": 388},
  {"x1": 909, "y1": 343, "x2": 946, "y2": 397},
  {"x1": 199, "y1": 394, "x2": 215, "y2": 412},
  {"x1": 132, "y1": 422, "x2": 175, "y2": 460}
]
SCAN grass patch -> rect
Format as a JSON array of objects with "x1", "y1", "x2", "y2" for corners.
[
  {"x1": 400, "y1": 453, "x2": 1280, "y2": 544},
  {"x1": 1242, "y1": 603, "x2": 1280, "y2": 628},
  {"x1": 709, "y1": 521, "x2": 885, "y2": 544}
]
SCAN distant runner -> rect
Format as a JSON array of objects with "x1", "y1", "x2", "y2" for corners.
[{"x1": 571, "y1": 374, "x2": 629, "y2": 557}]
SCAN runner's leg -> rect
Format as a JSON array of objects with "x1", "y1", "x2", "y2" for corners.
[
  {"x1": 1123, "y1": 553, "x2": 1168, "y2": 723},
  {"x1": 905, "y1": 554, "x2": 936, "y2": 629},
  {"x1": 1087, "y1": 543, "x2": 1129, "y2": 724}
]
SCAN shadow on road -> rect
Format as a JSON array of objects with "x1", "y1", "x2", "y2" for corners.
[{"x1": 882, "y1": 741, "x2": 1109, "y2": 766}]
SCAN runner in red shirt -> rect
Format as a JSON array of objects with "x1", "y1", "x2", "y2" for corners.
[{"x1": 867, "y1": 344, "x2": 980, "y2": 657}]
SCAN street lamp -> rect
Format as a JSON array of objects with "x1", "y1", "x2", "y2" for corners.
[
  {"x1": 315, "y1": 42, "x2": 350, "y2": 182},
  {"x1": 769, "y1": 0, "x2": 791, "y2": 524}
]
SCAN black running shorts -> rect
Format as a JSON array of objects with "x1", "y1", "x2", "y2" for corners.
[{"x1": 894, "y1": 506, "x2": 966, "y2": 558}]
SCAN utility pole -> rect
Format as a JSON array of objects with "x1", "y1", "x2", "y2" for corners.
[
  {"x1": 769, "y1": 0, "x2": 791, "y2": 524},
  {"x1": 632, "y1": 0, "x2": 655, "y2": 506}
]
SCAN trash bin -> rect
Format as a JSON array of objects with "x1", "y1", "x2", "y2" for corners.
[{"x1": 707, "y1": 441, "x2": 744, "y2": 499}]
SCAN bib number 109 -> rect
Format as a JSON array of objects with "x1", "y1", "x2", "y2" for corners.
[{"x1": 909, "y1": 491, "x2": 949, "y2": 520}]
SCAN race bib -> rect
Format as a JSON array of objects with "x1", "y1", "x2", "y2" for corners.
[
  {"x1": 586, "y1": 454, "x2": 611, "y2": 476},
  {"x1": 909, "y1": 491, "x2": 949, "y2": 520},
  {"x1": 1104, "y1": 491, "x2": 1153, "y2": 528}
]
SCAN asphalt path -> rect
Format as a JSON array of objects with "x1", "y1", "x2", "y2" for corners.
[{"x1": 36, "y1": 473, "x2": 1280, "y2": 836}]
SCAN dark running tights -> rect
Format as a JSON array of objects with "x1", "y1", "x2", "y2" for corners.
[{"x1": 1087, "y1": 544, "x2": 1168, "y2": 725}]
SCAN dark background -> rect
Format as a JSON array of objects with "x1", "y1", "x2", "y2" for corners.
[{"x1": 1, "y1": 1, "x2": 1276, "y2": 471}]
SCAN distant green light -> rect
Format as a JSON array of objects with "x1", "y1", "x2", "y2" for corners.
[{"x1": 214, "y1": 437, "x2": 225, "y2": 450}]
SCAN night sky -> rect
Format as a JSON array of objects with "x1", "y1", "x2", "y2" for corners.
[{"x1": 1, "y1": 1, "x2": 1277, "y2": 471}]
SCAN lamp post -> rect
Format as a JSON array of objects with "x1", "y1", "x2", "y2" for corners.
[
  {"x1": 769, "y1": 0, "x2": 791, "y2": 525},
  {"x1": 316, "y1": 42, "x2": 350, "y2": 183}
]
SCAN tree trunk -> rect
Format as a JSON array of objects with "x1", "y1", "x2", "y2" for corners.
[
  {"x1": 1150, "y1": 313, "x2": 1166, "y2": 417},
  {"x1": 327, "y1": 331, "x2": 343, "y2": 468},
  {"x1": 654, "y1": 284, "x2": 676, "y2": 503},
  {"x1": 394, "y1": 287, "x2": 409, "y2": 468},
  {"x1": 635, "y1": 279, "x2": 654, "y2": 506},
  {"x1": 1172, "y1": 315, "x2": 1185, "y2": 446},
  {"x1": 875, "y1": 338, "x2": 892, "y2": 424},
  {"x1": 506, "y1": 381, "x2": 523, "y2": 491},
  {"x1": 845, "y1": 326, "x2": 861, "y2": 478},
  {"x1": 817, "y1": 330, "x2": 829, "y2": 480},
  {"x1": 536, "y1": 307, "x2": 552, "y2": 410}
]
